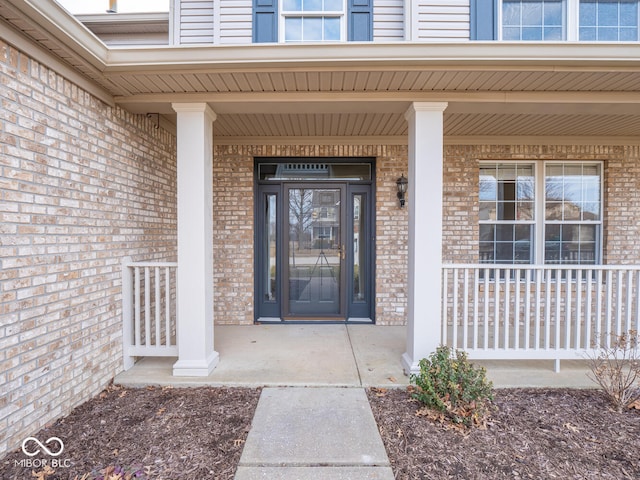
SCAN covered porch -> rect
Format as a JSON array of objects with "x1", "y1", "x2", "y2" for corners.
[{"x1": 109, "y1": 44, "x2": 640, "y2": 379}]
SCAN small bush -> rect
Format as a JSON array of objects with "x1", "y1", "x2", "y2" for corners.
[
  {"x1": 587, "y1": 330, "x2": 640, "y2": 413},
  {"x1": 410, "y1": 345, "x2": 494, "y2": 427}
]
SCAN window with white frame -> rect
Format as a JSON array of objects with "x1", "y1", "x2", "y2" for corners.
[
  {"x1": 479, "y1": 161, "x2": 602, "y2": 265},
  {"x1": 500, "y1": 0, "x2": 639, "y2": 40},
  {"x1": 579, "y1": 0, "x2": 639, "y2": 40},
  {"x1": 502, "y1": 0, "x2": 566, "y2": 40},
  {"x1": 282, "y1": 0, "x2": 344, "y2": 42}
]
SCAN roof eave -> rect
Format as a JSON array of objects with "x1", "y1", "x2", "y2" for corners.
[{"x1": 104, "y1": 42, "x2": 640, "y2": 73}]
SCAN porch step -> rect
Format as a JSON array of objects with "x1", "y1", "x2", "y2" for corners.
[{"x1": 234, "y1": 387, "x2": 394, "y2": 480}]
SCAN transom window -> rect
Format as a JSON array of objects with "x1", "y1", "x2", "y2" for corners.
[
  {"x1": 500, "y1": 0, "x2": 640, "y2": 40},
  {"x1": 282, "y1": 0, "x2": 344, "y2": 42},
  {"x1": 479, "y1": 162, "x2": 602, "y2": 265}
]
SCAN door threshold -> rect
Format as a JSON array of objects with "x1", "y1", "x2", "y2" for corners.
[{"x1": 255, "y1": 317, "x2": 374, "y2": 324}]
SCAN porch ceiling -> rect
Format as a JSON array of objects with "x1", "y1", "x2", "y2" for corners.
[
  {"x1": 207, "y1": 104, "x2": 640, "y2": 139},
  {"x1": 2, "y1": 0, "x2": 640, "y2": 140}
]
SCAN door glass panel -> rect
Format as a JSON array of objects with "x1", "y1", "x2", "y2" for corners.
[
  {"x1": 264, "y1": 194, "x2": 277, "y2": 302},
  {"x1": 288, "y1": 187, "x2": 341, "y2": 315},
  {"x1": 353, "y1": 194, "x2": 365, "y2": 303}
]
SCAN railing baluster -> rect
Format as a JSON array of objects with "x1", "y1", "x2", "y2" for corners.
[
  {"x1": 452, "y1": 268, "x2": 459, "y2": 349},
  {"x1": 483, "y1": 268, "x2": 489, "y2": 350},
  {"x1": 155, "y1": 266, "x2": 161, "y2": 347},
  {"x1": 575, "y1": 269, "x2": 582, "y2": 350},
  {"x1": 514, "y1": 268, "x2": 521, "y2": 350},
  {"x1": 585, "y1": 269, "x2": 592, "y2": 349},
  {"x1": 625, "y1": 270, "x2": 633, "y2": 336},
  {"x1": 144, "y1": 267, "x2": 151, "y2": 347},
  {"x1": 554, "y1": 268, "x2": 561, "y2": 351},
  {"x1": 524, "y1": 268, "x2": 531, "y2": 350},
  {"x1": 565, "y1": 268, "x2": 571, "y2": 350},
  {"x1": 134, "y1": 267, "x2": 141, "y2": 347},
  {"x1": 635, "y1": 271, "x2": 640, "y2": 337},
  {"x1": 463, "y1": 268, "x2": 469, "y2": 349},
  {"x1": 544, "y1": 269, "x2": 551, "y2": 350},
  {"x1": 596, "y1": 269, "x2": 603, "y2": 348},
  {"x1": 504, "y1": 269, "x2": 510, "y2": 349},
  {"x1": 534, "y1": 267, "x2": 541, "y2": 349},
  {"x1": 493, "y1": 268, "x2": 499, "y2": 350},
  {"x1": 165, "y1": 267, "x2": 171, "y2": 348},
  {"x1": 605, "y1": 270, "x2": 613, "y2": 348},
  {"x1": 616, "y1": 270, "x2": 623, "y2": 338},
  {"x1": 473, "y1": 268, "x2": 479, "y2": 350}
]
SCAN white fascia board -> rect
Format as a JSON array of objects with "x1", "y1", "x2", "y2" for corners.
[
  {"x1": 75, "y1": 12, "x2": 170, "y2": 25},
  {"x1": 104, "y1": 42, "x2": 640, "y2": 72},
  {"x1": 8, "y1": 0, "x2": 108, "y2": 70}
]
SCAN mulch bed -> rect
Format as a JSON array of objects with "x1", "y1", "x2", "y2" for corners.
[
  {"x1": 2, "y1": 385, "x2": 640, "y2": 479},
  {"x1": 0, "y1": 385, "x2": 261, "y2": 480},
  {"x1": 368, "y1": 387, "x2": 640, "y2": 480}
]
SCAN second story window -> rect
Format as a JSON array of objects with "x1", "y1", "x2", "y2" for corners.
[
  {"x1": 579, "y1": 0, "x2": 639, "y2": 40},
  {"x1": 502, "y1": 0, "x2": 565, "y2": 40},
  {"x1": 282, "y1": 0, "x2": 344, "y2": 42},
  {"x1": 253, "y1": 0, "x2": 372, "y2": 43},
  {"x1": 494, "y1": 0, "x2": 639, "y2": 40}
]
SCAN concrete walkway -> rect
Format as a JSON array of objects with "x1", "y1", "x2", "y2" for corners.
[{"x1": 234, "y1": 387, "x2": 394, "y2": 480}]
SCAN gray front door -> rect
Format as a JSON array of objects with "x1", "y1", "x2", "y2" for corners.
[
  {"x1": 284, "y1": 184, "x2": 346, "y2": 318},
  {"x1": 254, "y1": 158, "x2": 375, "y2": 323}
]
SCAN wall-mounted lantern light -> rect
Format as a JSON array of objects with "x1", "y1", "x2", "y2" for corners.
[{"x1": 396, "y1": 174, "x2": 408, "y2": 208}]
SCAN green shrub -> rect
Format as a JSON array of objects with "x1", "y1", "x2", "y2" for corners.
[{"x1": 410, "y1": 345, "x2": 494, "y2": 427}]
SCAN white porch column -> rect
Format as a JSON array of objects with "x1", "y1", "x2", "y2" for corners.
[
  {"x1": 172, "y1": 103, "x2": 219, "y2": 376},
  {"x1": 402, "y1": 102, "x2": 448, "y2": 375}
]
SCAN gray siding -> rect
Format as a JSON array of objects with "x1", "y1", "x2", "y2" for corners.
[
  {"x1": 178, "y1": 0, "x2": 215, "y2": 44},
  {"x1": 374, "y1": 0, "x2": 405, "y2": 41},
  {"x1": 220, "y1": 0, "x2": 252, "y2": 44},
  {"x1": 417, "y1": 0, "x2": 470, "y2": 40}
]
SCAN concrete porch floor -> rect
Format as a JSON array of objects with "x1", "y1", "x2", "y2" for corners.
[{"x1": 114, "y1": 325, "x2": 598, "y2": 389}]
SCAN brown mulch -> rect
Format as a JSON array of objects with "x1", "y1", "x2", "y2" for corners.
[
  {"x1": 3, "y1": 385, "x2": 640, "y2": 480},
  {"x1": 368, "y1": 387, "x2": 640, "y2": 480},
  {"x1": 0, "y1": 385, "x2": 261, "y2": 480}
]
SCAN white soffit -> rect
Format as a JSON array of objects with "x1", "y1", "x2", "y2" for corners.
[{"x1": 1, "y1": 0, "x2": 640, "y2": 139}]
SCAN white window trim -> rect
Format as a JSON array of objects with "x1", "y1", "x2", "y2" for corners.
[
  {"x1": 279, "y1": 0, "x2": 347, "y2": 43},
  {"x1": 497, "y1": 0, "x2": 582, "y2": 41},
  {"x1": 499, "y1": 0, "x2": 640, "y2": 41},
  {"x1": 479, "y1": 160, "x2": 604, "y2": 265}
]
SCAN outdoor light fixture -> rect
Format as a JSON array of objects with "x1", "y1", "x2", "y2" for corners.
[{"x1": 396, "y1": 174, "x2": 408, "y2": 208}]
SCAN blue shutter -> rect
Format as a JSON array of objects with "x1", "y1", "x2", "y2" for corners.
[
  {"x1": 348, "y1": 0, "x2": 373, "y2": 41},
  {"x1": 470, "y1": 0, "x2": 498, "y2": 40},
  {"x1": 253, "y1": 0, "x2": 278, "y2": 43}
]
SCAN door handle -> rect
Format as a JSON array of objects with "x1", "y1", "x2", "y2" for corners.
[{"x1": 340, "y1": 244, "x2": 345, "y2": 261}]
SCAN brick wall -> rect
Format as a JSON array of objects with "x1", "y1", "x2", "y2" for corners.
[
  {"x1": 212, "y1": 144, "x2": 410, "y2": 326},
  {"x1": 603, "y1": 145, "x2": 640, "y2": 263},
  {"x1": 213, "y1": 145, "x2": 254, "y2": 324},
  {"x1": 0, "y1": 41, "x2": 177, "y2": 455}
]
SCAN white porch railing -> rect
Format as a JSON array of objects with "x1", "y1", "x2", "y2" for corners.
[
  {"x1": 442, "y1": 264, "x2": 640, "y2": 369},
  {"x1": 122, "y1": 257, "x2": 178, "y2": 370}
]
